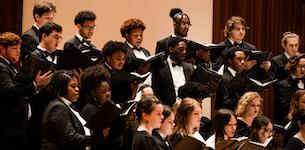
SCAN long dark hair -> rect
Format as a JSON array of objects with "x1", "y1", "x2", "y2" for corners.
[
  {"x1": 209, "y1": 109, "x2": 235, "y2": 140},
  {"x1": 250, "y1": 115, "x2": 271, "y2": 142}
]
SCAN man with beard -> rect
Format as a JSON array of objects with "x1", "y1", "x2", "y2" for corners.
[
  {"x1": 58, "y1": 10, "x2": 102, "y2": 70},
  {"x1": 155, "y1": 8, "x2": 191, "y2": 59}
]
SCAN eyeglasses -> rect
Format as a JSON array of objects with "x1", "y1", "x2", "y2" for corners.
[
  {"x1": 82, "y1": 25, "x2": 97, "y2": 31},
  {"x1": 51, "y1": 35, "x2": 63, "y2": 41},
  {"x1": 179, "y1": 22, "x2": 192, "y2": 28}
]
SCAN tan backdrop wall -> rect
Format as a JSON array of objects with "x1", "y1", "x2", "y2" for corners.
[{"x1": 23, "y1": 0, "x2": 213, "y2": 54}]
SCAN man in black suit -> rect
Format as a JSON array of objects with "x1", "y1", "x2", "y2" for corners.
[
  {"x1": 155, "y1": 8, "x2": 190, "y2": 58},
  {"x1": 57, "y1": 10, "x2": 102, "y2": 70},
  {"x1": 271, "y1": 32, "x2": 301, "y2": 81},
  {"x1": 20, "y1": 22, "x2": 63, "y2": 150},
  {"x1": 214, "y1": 16, "x2": 256, "y2": 69},
  {"x1": 0, "y1": 32, "x2": 52, "y2": 150},
  {"x1": 274, "y1": 54, "x2": 305, "y2": 125},
  {"x1": 215, "y1": 16, "x2": 273, "y2": 82},
  {"x1": 100, "y1": 41, "x2": 127, "y2": 76},
  {"x1": 21, "y1": 1, "x2": 56, "y2": 60},
  {"x1": 215, "y1": 47, "x2": 257, "y2": 110},
  {"x1": 154, "y1": 37, "x2": 194, "y2": 107},
  {"x1": 120, "y1": 18, "x2": 151, "y2": 74}
]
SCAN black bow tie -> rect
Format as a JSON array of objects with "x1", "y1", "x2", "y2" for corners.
[
  {"x1": 233, "y1": 42, "x2": 243, "y2": 48},
  {"x1": 42, "y1": 51, "x2": 55, "y2": 60},
  {"x1": 295, "y1": 78, "x2": 305, "y2": 82},
  {"x1": 133, "y1": 47, "x2": 142, "y2": 51},
  {"x1": 172, "y1": 61, "x2": 182, "y2": 67},
  {"x1": 82, "y1": 39, "x2": 91, "y2": 45}
]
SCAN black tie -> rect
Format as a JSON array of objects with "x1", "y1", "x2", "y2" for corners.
[
  {"x1": 82, "y1": 39, "x2": 91, "y2": 46},
  {"x1": 172, "y1": 61, "x2": 182, "y2": 67},
  {"x1": 234, "y1": 42, "x2": 243, "y2": 48},
  {"x1": 134, "y1": 47, "x2": 142, "y2": 51}
]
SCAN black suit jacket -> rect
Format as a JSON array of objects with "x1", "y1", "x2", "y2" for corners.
[
  {"x1": 152, "y1": 130, "x2": 174, "y2": 150},
  {"x1": 0, "y1": 57, "x2": 36, "y2": 138},
  {"x1": 42, "y1": 98, "x2": 90, "y2": 150},
  {"x1": 155, "y1": 36, "x2": 171, "y2": 56},
  {"x1": 273, "y1": 76, "x2": 300, "y2": 124},
  {"x1": 124, "y1": 42, "x2": 150, "y2": 72},
  {"x1": 57, "y1": 36, "x2": 102, "y2": 70},
  {"x1": 215, "y1": 67, "x2": 257, "y2": 110},
  {"x1": 214, "y1": 38, "x2": 256, "y2": 70},
  {"x1": 271, "y1": 53, "x2": 289, "y2": 81},
  {"x1": 21, "y1": 26, "x2": 40, "y2": 59},
  {"x1": 154, "y1": 61, "x2": 194, "y2": 107}
]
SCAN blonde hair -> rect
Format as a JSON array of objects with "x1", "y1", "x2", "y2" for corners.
[
  {"x1": 235, "y1": 92, "x2": 263, "y2": 116},
  {"x1": 172, "y1": 97, "x2": 201, "y2": 136},
  {"x1": 281, "y1": 31, "x2": 300, "y2": 48}
]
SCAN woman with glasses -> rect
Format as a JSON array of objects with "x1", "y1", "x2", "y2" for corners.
[
  {"x1": 234, "y1": 92, "x2": 263, "y2": 137},
  {"x1": 41, "y1": 70, "x2": 91, "y2": 150}
]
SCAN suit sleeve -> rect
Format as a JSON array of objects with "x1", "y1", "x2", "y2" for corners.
[{"x1": 0, "y1": 66, "x2": 36, "y2": 101}]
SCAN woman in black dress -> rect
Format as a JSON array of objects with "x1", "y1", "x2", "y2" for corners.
[
  {"x1": 234, "y1": 92, "x2": 263, "y2": 137},
  {"x1": 131, "y1": 96, "x2": 163, "y2": 150},
  {"x1": 170, "y1": 98, "x2": 202, "y2": 147},
  {"x1": 286, "y1": 109, "x2": 305, "y2": 150},
  {"x1": 152, "y1": 105, "x2": 175, "y2": 150}
]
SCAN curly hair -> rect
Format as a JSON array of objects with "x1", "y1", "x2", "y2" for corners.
[
  {"x1": 74, "y1": 10, "x2": 96, "y2": 25},
  {"x1": 235, "y1": 92, "x2": 263, "y2": 117},
  {"x1": 80, "y1": 65, "x2": 110, "y2": 95},
  {"x1": 101, "y1": 40, "x2": 127, "y2": 58},
  {"x1": 223, "y1": 16, "x2": 247, "y2": 37},
  {"x1": 0, "y1": 32, "x2": 22, "y2": 48},
  {"x1": 120, "y1": 18, "x2": 146, "y2": 38}
]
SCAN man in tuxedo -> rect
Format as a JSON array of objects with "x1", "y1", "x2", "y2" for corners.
[
  {"x1": 274, "y1": 54, "x2": 305, "y2": 125},
  {"x1": 154, "y1": 37, "x2": 194, "y2": 107},
  {"x1": 215, "y1": 46, "x2": 257, "y2": 110},
  {"x1": 100, "y1": 40, "x2": 127, "y2": 76},
  {"x1": 0, "y1": 32, "x2": 52, "y2": 150},
  {"x1": 155, "y1": 8, "x2": 190, "y2": 58},
  {"x1": 215, "y1": 16, "x2": 272, "y2": 82},
  {"x1": 271, "y1": 32, "x2": 301, "y2": 81},
  {"x1": 214, "y1": 16, "x2": 256, "y2": 69},
  {"x1": 21, "y1": 1, "x2": 56, "y2": 60},
  {"x1": 120, "y1": 18, "x2": 151, "y2": 74},
  {"x1": 57, "y1": 10, "x2": 102, "y2": 70},
  {"x1": 21, "y1": 22, "x2": 62, "y2": 150}
]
